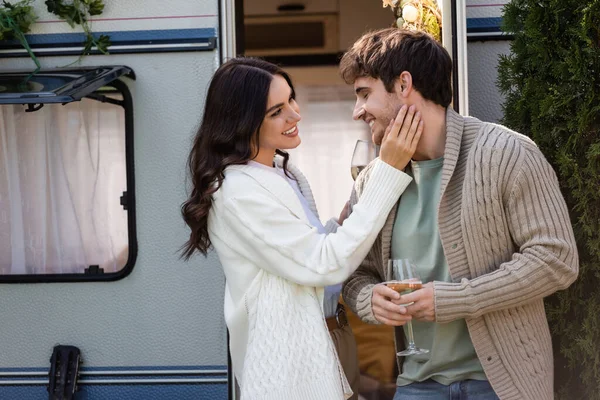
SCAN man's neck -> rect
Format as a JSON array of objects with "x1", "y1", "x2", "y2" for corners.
[{"x1": 412, "y1": 102, "x2": 447, "y2": 161}]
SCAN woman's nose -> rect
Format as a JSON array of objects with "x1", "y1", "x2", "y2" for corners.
[{"x1": 288, "y1": 109, "x2": 301, "y2": 123}]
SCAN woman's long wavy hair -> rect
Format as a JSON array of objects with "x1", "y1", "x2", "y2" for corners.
[{"x1": 181, "y1": 57, "x2": 296, "y2": 258}]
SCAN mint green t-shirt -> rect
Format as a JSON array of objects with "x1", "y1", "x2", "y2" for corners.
[{"x1": 391, "y1": 157, "x2": 486, "y2": 386}]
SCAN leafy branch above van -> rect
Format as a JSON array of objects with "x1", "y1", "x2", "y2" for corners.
[
  {"x1": 0, "y1": 0, "x2": 110, "y2": 76},
  {"x1": 0, "y1": 0, "x2": 41, "y2": 74},
  {"x1": 45, "y1": 0, "x2": 110, "y2": 56},
  {"x1": 0, "y1": 0, "x2": 37, "y2": 41}
]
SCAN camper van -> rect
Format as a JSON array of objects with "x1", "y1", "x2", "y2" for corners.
[{"x1": 0, "y1": 0, "x2": 510, "y2": 398}]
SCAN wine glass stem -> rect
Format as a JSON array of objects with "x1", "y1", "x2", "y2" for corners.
[{"x1": 406, "y1": 320, "x2": 417, "y2": 349}]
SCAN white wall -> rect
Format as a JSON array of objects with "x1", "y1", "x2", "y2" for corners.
[
  {"x1": 28, "y1": 0, "x2": 217, "y2": 34},
  {"x1": 464, "y1": 0, "x2": 511, "y2": 122},
  {"x1": 467, "y1": 41, "x2": 511, "y2": 123}
]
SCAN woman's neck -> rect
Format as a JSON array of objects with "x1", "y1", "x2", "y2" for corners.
[{"x1": 252, "y1": 149, "x2": 275, "y2": 167}]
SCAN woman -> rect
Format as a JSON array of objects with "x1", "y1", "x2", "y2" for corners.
[{"x1": 181, "y1": 58, "x2": 422, "y2": 400}]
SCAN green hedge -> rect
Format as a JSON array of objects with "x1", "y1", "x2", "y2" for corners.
[{"x1": 497, "y1": 0, "x2": 600, "y2": 398}]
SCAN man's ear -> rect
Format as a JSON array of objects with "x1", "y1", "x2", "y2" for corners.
[{"x1": 395, "y1": 71, "x2": 413, "y2": 97}]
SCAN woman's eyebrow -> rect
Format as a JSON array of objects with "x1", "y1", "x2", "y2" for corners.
[{"x1": 266, "y1": 102, "x2": 284, "y2": 114}]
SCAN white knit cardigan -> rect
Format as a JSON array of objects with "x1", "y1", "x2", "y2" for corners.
[{"x1": 207, "y1": 158, "x2": 412, "y2": 400}]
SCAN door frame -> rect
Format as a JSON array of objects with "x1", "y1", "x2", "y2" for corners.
[{"x1": 216, "y1": 1, "x2": 470, "y2": 398}]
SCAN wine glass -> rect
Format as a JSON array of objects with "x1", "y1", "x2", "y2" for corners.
[
  {"x1": 350, "y1": 139, "x2": 376, "y2": 180},
  {"x1": 385, "y1": 259, "x2": 430, "y2": 356}
]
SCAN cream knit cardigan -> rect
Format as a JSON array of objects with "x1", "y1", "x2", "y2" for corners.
[
  {"x1": 208, "y1": 158, "x2": 412, "y2": 400},
  {"x1": 342, "y1": 108, "x2": 579, "y2": 400}
]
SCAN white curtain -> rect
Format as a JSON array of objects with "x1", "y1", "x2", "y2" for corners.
[
  {"x1": 289, "y1": 85, "x2": 371, "y2": 222},
  {"x1": 0, "y1": 98, "x2": 129, "y2": 275}
]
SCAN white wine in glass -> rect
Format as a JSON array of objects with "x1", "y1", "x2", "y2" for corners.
[
  {"x1": 350, "y1": 139, "x2": 376, "y2": 180},
  {"x1": 386, "y1": 259, "x2": 430, "y2": 356}
]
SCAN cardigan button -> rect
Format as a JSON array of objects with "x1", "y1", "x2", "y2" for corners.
[
  {"x1": 487, "y1": 356, "x2": 493, "y2": 362},
  {"x1": 452, "y1": 244, "x2": 458, "y2": 249}
]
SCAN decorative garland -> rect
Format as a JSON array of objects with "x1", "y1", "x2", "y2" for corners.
[
  {"x1": 382, "y1": 0, "x2": 442, "y2": 42},
  {"x1": 0, "y1": 1, "x2": 40, "y2": 76},
  {"x1": 0, "y1": 0, "x2": 109, "y2": 76},
  {"x1": 45, "y1": 0, "x2": 110, "y2": 57}
]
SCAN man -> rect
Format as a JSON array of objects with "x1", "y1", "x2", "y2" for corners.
[{"x1": 340, "y1": 28, "x2": 579, "y2": 400}]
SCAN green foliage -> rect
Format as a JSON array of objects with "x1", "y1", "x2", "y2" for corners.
[
  {"x1": 0, "y1": 1, "x2": 40, "y2": 74},
  {"x1": 1, "y1": 0, "x2": 109, "y2": 73},
  {"x1": 498, "y1": 0, "x2": 600, "y2": 398},
  {"x1": 45, "y1": 0, "x2": 110, "y2": 56},
  {"x1": 0, "y1": 0, "x2": 36, "y2": 40}
]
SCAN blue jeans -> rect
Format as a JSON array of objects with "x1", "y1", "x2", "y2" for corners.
[{"x1": 393, "y1": 379, "x2": 499, "y2": 400}]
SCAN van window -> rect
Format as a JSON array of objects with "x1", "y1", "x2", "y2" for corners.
[{"x1": 0, "y1": 79, "x2": 136, "y2": 282}]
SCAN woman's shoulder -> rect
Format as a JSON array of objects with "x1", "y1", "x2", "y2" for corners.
[
  {"x1": 218, "y1": 166, "x2": 263, "y2": 198},
  {"x1": 217, "y1": 164, "x2": 284, "y2": 203}
]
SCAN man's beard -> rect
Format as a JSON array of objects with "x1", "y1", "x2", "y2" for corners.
[{"x1": 373, "y1": 104, "x2": 403, "y2": 145}]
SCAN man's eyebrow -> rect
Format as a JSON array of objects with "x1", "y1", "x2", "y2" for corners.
[
  {"x1": 355, "y1": 87, "x2": 369, "y2": 95},
  {"x1": 266, "y1": 102, "x2": 284, "y2": 114}
]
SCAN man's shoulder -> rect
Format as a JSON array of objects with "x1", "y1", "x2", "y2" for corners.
[
  {"x1": 476, "y1": 121, "x2": 538, "y2": 152},
  {"x1": 469, "y1": 122, "x2": 552, "y2": 185},
  {"x1": 465, "y1": 121, "x2": 549, "y2": 171}
]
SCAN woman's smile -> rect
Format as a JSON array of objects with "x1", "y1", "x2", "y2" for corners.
[{"x1": 282, "y1": 125, "x2": 299, "y2": 137}]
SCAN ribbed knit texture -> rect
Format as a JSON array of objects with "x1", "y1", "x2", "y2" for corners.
[
  {"x1": 342, "y1": 108, "x2": 579, "y2": 400},
  {"x1": 209, "y1": 158, "x2": 413, "y2": 399}
]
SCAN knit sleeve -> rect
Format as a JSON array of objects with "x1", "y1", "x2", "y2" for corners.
[
  {"x1": 434, "y1": 146, "x2": 579, "y2": 322},
  {"x1": 220, "y1": 159, "x2": 412, "y2": 287},
  {"x1": 342, "y1": 240, "x2": 383, "y2": 325},
  {"x1": 342, "y1": 163, "x2": 387, "y2": 325}
]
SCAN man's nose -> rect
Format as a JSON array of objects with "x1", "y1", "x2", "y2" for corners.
[{"x1": 353, "y1": 104, "x2": 365, "y2": 121}]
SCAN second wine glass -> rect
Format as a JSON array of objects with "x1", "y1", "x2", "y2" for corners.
[
  {"x1": 350, "y1": 139, "x2": 376, "y2": 180},
  {"x1": 385, "y1": 259, "x2": 430, "y2": 356}
]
